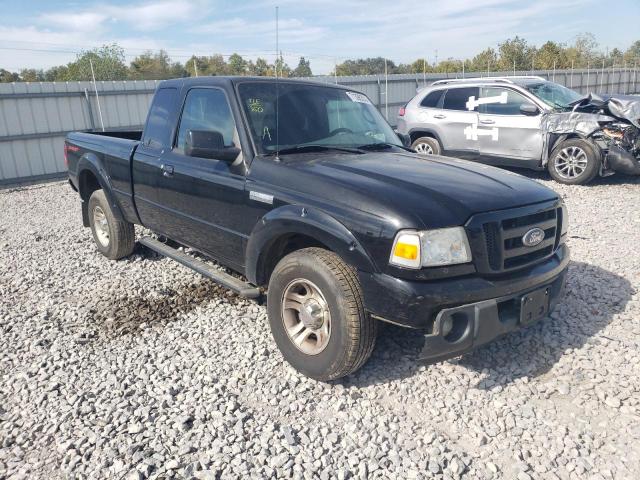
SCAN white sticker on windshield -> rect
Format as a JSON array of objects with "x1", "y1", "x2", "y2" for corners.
[{"x1": 346, "y1": 91, "x2": 372, "y2": 105}]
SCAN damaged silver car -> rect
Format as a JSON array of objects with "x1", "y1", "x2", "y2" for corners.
[{"x1": 396, "y1": 76, "x2": 640, "y2": 184}]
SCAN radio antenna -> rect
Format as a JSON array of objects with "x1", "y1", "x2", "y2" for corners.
[
  {"x1": 275, "y1": 5, "x2": 280, "y2": 161},
  {"x1": 89, "y1": 58, "x2": 105, "y2": 132}
]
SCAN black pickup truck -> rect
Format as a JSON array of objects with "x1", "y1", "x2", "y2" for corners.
[{"x1": 66, "y1": 77, "x2": 569, "y2": 380}]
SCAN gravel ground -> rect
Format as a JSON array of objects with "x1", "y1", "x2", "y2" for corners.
[{"x1": 1, "y1": 173, "x2": 639, "y2": 480}]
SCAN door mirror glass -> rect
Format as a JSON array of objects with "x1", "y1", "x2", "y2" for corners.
[
  {"x1": 185, "y1": 129, "x2": 240, "y2": 162},
  {"x1": 519, "y1": 103, "x2": 539, "y2": 116}
]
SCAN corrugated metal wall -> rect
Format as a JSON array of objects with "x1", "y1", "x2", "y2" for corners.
[
  {"x1": 0, "y1": 80, "x2": 160, "y2": 184},
  {"x1": 1, "y1": 69, "x2": 638, "y2": 184}
]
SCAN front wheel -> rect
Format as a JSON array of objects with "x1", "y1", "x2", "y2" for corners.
[
  {"x1": 267, "y1": 248, "x2": 377, "y2": 381},
  {"x1": 548, "y1": 139, "x2": 600, "y2": 185}
]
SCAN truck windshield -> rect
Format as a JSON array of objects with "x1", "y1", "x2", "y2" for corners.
[
  {"x1": 524, "y1": 82, "x2": 583, "y2": 110},
  {"x1": 237, "y1": 82, "x2": 402, "y2": 155}
]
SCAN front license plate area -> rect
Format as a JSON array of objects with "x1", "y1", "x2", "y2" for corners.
[{"x1": 520, "y1": 287, "x2": 550, "y2": 325}]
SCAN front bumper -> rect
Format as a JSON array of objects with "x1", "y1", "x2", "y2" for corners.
[
  {"x1": 359, "y1": 244, "x2": 569, "y2": 361},
  {"x1": 418, "y1": 271, "x2": 566, "y2": 363}
]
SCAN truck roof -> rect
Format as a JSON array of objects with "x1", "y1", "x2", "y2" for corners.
[{"x1": 158, "y1": 76, "x2": 351, "y2": 91}]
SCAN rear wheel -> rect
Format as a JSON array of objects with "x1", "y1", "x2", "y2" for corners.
[
  {"x1": 267, "y1": 248, "x2": 377, "y2": 381},
  {"x1": 88, "y1": 190, "x2": 135, "y2": 260},
  {"x1": 412, "y1": 136, "x2": 441, "y2": 156},
  {"x1": 548, "y1": 139, "x2": 600, "y2": 185}
]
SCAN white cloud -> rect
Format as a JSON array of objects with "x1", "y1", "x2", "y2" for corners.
[
  {"x1": 117, "y1": 0, "x2": 201, "y2": 31},
  {"x1": 196, "y1": 17, "x2": 327, "y2": 44},
  {"x1": 35, "y1": 0, "x2": 204, "y2": 34},
  {"x1": 38, "y1": 12, "x2": 110, "y2": 33}
]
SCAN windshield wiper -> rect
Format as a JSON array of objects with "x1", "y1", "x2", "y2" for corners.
[
  {"x1": 265, "y1": 145, "x2": 364, "y2": 156},
  {"x1": 355, "y1": 142, "x2": 412, "y2": 152}
]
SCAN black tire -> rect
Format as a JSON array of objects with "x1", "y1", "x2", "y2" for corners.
[
  {"x1": 267, "y1": 248, "x2": 377, "y2": 381},
  {"x1": 411, "y1": 136, "x2": 441, "y2": 156},
  {"x1": 548, "y1": 138, "x2": 600, "y2": 185},
  {"x1": 87, "y1": 189, "x2": 135, "y2": 260}
]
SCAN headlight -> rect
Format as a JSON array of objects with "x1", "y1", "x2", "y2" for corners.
[{"x1": 389, "y1": 227, "x2": 472, "y2": 269}]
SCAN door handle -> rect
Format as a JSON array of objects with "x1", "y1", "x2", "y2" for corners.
[
  {"x1": 479, "y1": 119, "x2": 495, "y2": 124},
  {"x1": 161, "y1": 164, "x2": 174, "y2": 177},
  {"x1": 433, "y1": 114, "x2": 447, "y2": 119}
]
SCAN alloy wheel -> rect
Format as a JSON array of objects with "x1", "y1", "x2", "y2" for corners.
[
  {"x1": 554, "y1": 146, "x2": 588, "y2": 179},
  {"x1": 281, "y1": 279, "x2": 331, "y2": 355}
]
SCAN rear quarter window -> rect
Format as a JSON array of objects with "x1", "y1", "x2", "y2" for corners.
[
  {"x1": 442, "y1": 87, "x2": 479, "y2": 111},
  {"x1": 143, "y1": 87, "x2": 177, "y2": 149},
  {"x1": 420, "y1": 90, "x2": 444, "y2": 108}
]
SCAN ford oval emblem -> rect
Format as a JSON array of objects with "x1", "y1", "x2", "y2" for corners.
[{"x1": 522, "y1": 227, "x2": 545, "y2": 247}]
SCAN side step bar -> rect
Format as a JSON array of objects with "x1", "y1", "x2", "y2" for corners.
[{"x1": 138, "y1": 236, "x2": 262, "y2": 299}]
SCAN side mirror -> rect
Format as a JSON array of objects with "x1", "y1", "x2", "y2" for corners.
[
  {"x1": 520, "y1": 103, "x2": 539, "y2": 116},
  {"x1": 396, "y1": 132, "x2": 411, "y2": 148},
  {"x1": 184, "y1": 130, "x2": 240, "y2": 162}
]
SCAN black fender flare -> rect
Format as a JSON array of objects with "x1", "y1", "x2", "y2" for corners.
[
  {"x1": 77, "y1": 153, "x2": 126, "y2": 224},
  {"x1": 245, "y1": 205, "x2": 377, "y2": 285}
]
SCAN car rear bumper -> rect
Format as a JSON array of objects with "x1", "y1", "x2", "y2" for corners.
[{"x1": 358, "y1": 244, "x2": 569, "y2": 360}]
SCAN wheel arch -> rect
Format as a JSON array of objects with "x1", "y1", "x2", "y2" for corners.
[
  {"x1": 77, "y1": 153, "x2": 126, "y2": 226},
  {"x1": 408, "y1": 128, "x2": 443, "y2": 145},
  {"x1": 245, "y1": 205, "x2": 377, "y2": 286}
]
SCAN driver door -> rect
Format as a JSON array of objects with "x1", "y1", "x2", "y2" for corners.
[
  {"x1": 153, "y1": 87, "x2": 247, "y2": 269},
  {"x1": 477, "y1": 86, "x2": 544, "y2": 161}
]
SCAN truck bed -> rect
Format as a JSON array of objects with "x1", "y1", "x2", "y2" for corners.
[{"x1": 65, "y1": 130, "x2": 142, "y2": 215}]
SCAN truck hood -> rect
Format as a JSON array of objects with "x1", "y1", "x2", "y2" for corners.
[{"x1": 282, "y1": 152, "x2": 558, "y2": 228}]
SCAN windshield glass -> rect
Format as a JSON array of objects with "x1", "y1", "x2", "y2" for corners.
[
  {"x1": 237, "y1": 81, "x2": 401, "y2": 155},
  {"x1": 524, "y1": 81, "x2": 583, "y2": 110}
]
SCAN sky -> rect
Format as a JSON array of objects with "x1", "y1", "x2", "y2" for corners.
[{"x1": 1, "y1": 0, "x2": 639, "y2": 75}]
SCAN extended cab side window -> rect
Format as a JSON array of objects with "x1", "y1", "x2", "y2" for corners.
[
  {"x1": 175, "y1": 88, "x2": 240, "y2": 154},
  {"x1": 420, "y1": 89, "x2": 444, "y2": 108},
  {"x1": 442, "y1": 87, "x2": 479, "y2": 111},
  {"x1": 479, "y1": 87, "x2": 530, "y2": 115},
  {"x1": 142, "y1": 87, "x2": 177, "y2": 149}
]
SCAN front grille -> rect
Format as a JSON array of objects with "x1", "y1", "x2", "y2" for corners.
[{"x1": 470, "y1": 202, "x2": 562, "y2": 274}]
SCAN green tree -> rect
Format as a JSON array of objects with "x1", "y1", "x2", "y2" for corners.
[
  {"x1": 292, "y1": 57, "x2": 312, "y2": 77},
  {"x1": 535, "y1": 41, "x2": 567, "y2": 69},
  {"x1": 335, "y1": 57, "x2": 397, "y2": 76},
  {"x1": 62, "y1": 44, "x2": 128, "y2": 81},
  {"x1": 19, "y1": 69, "x2": 44, "y2": 82},
  {"x1": 565, "y1": 32, "x2": 599, "y2": 67},
  {"x1": 435, "y1": 58, "x2": 462, "y2": 74},
  {"x1": 273, "y1": 54, "x2": 291, "y2": 77},
  {"x1": 609, "y1": 48, "x2": 624, "y2": 67},
  {"x1": 185, "y1": 54, "x2": 228, "y2": 76},
  {"x1": 129, "y1": 50, "x2": 186, "y2": 80},
  {"x1": 248, "y1": 57, "x2": 270, "y2": 76},
  {"x1": 497, "y1": 36, "x2": 534, "y2": 71},
  {"x1": 227, "y1": 53, "x2": 247, "y2": 75},
  {"x1": 43, "y1": 65, "x2": 69, "y2": 81},
  {"x1": 0, "y1": 69, "x2": 19, "y2": 83},
  {"x1": 408, "y1": 58, "x2": 433, "y2": 74},
  {"x1": 469, "y1": 48, "x2": 498, "y2": 72},
  {"x1": 624, "y1": 40, "x2": 640, "y2": 63}
]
